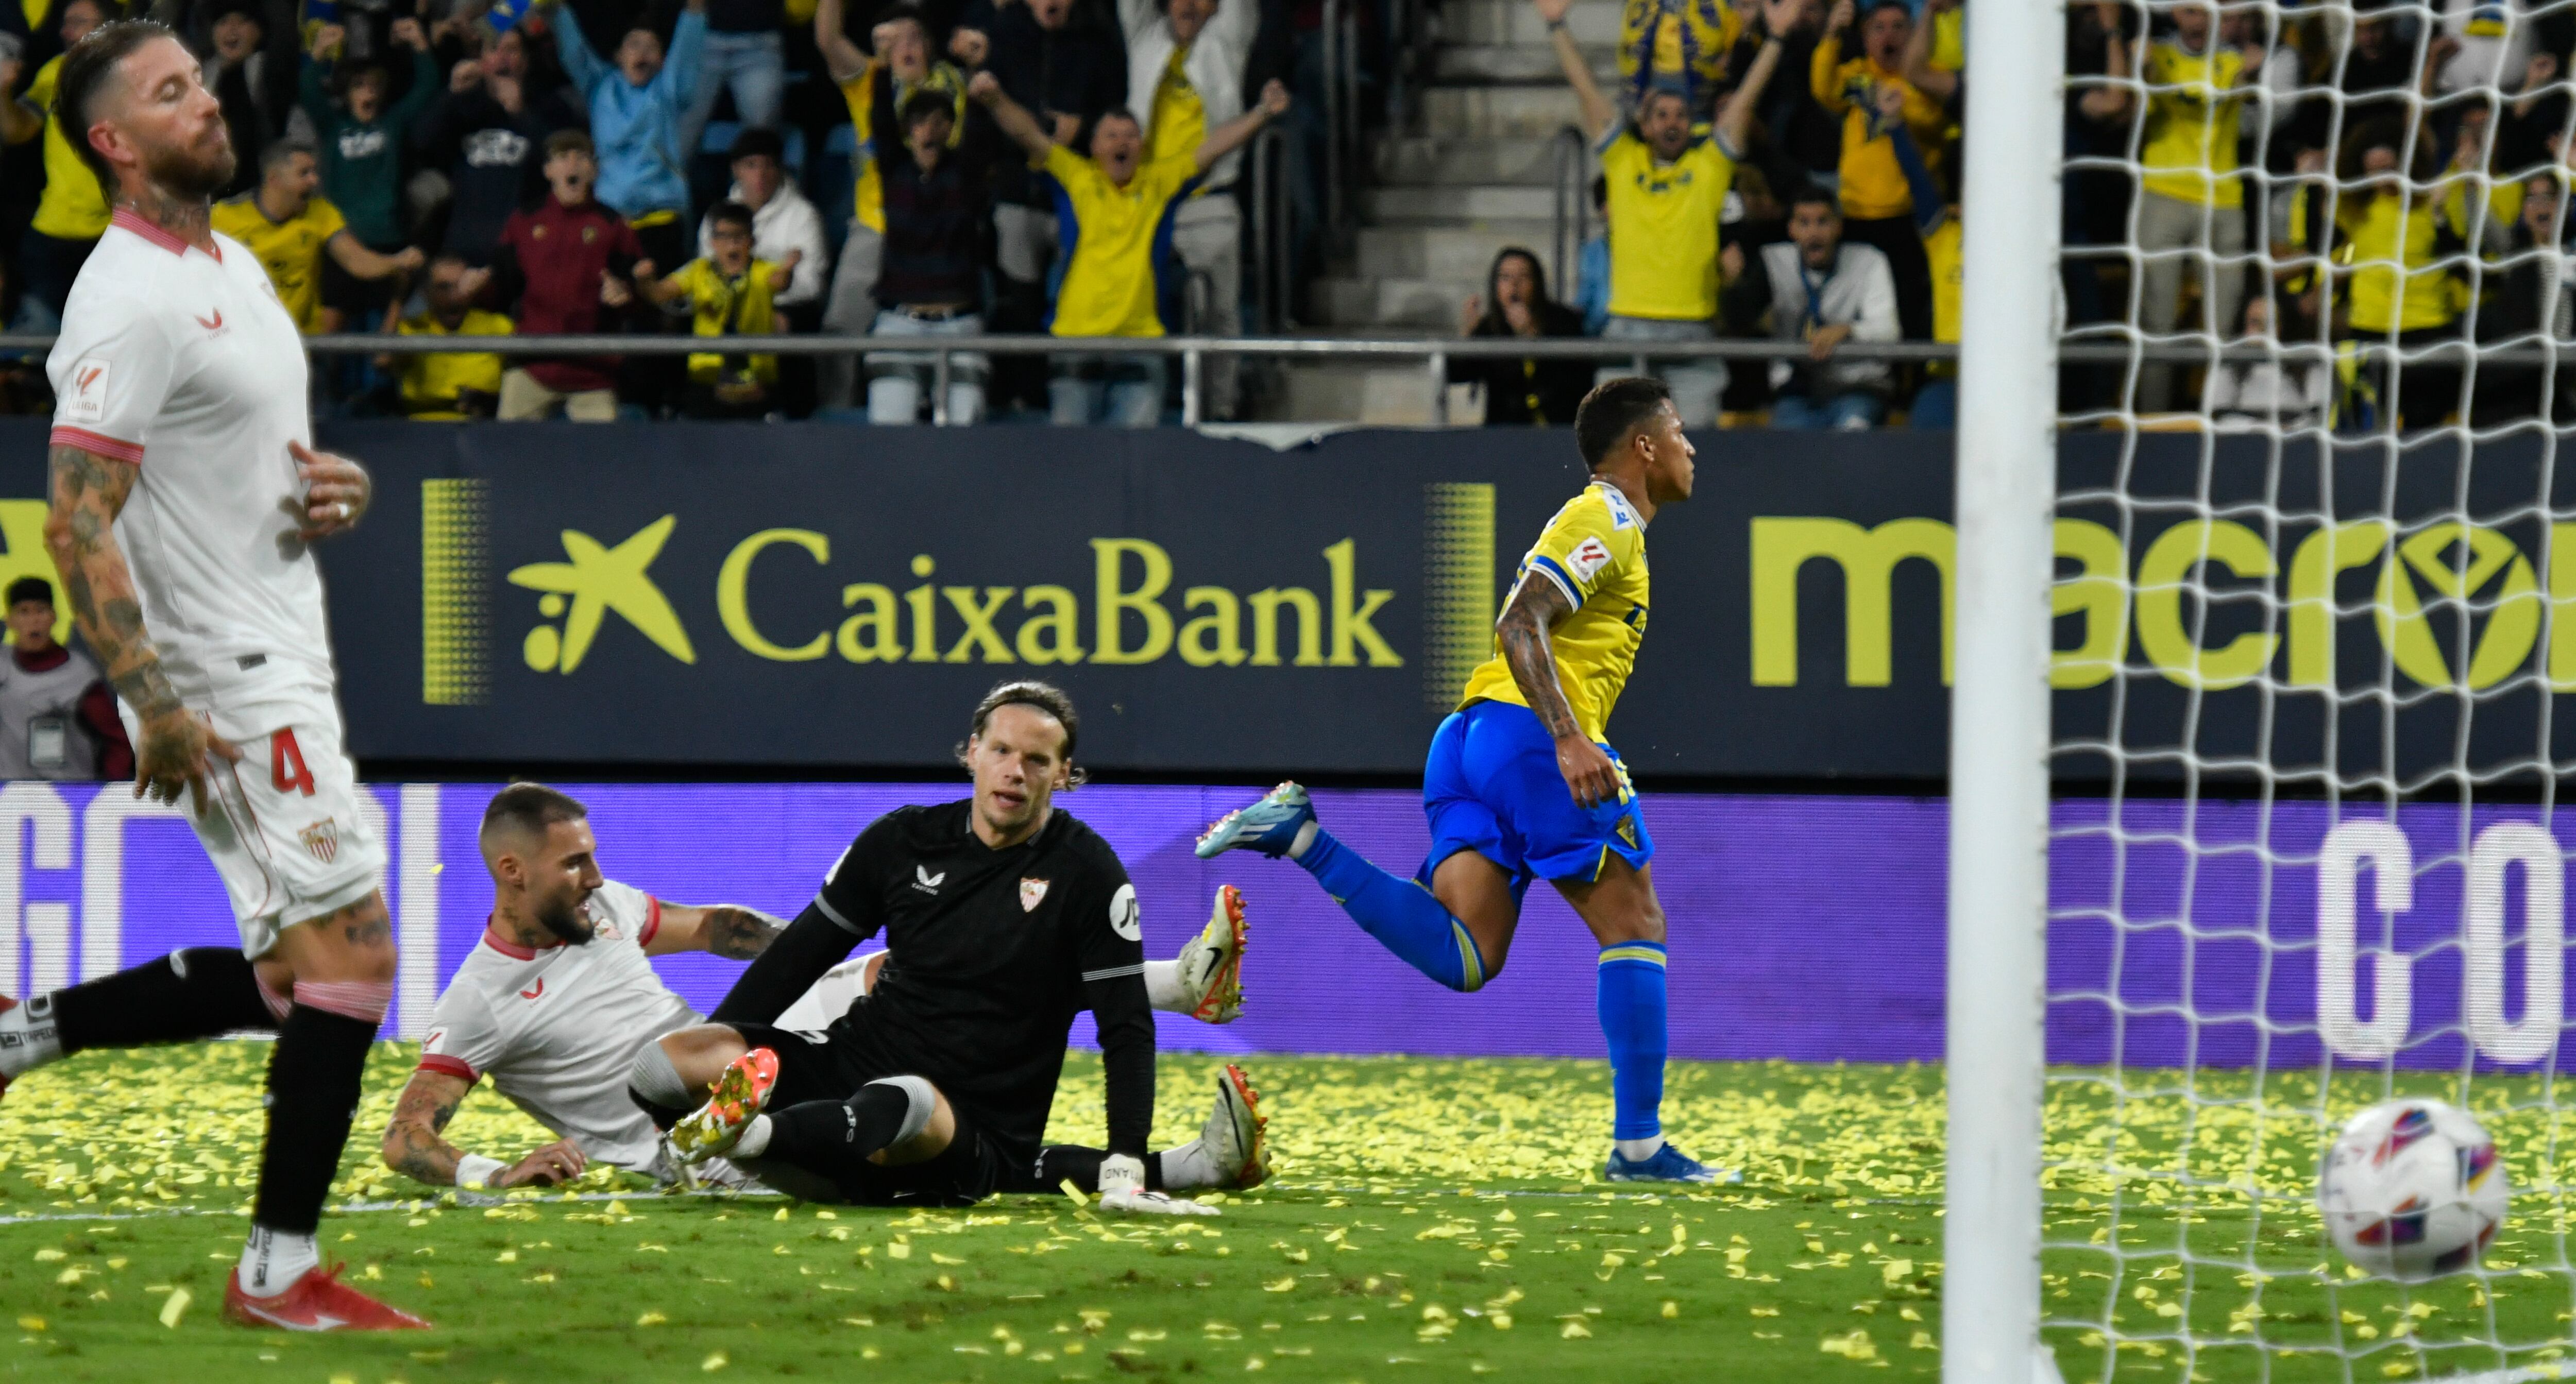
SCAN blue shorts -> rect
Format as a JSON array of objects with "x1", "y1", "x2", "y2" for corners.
[{"x1": 1418, "y1": 700, "x2": 1654, "y2": 894}]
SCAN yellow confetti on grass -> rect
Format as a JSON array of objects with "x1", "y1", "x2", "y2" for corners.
[
  {"x1": 1821, "y1": 1329, "x2": 1878, "y2": 1360},
  {"x1": 157, "y1": 1288, "x2": 190, "y2": 1328},
  {"x1": 637, "y1": 1311, "x2": 668, "y2": 1327},
  {"x1": 1560, "y1": 1319, "x2": 1591, "y2": 1339}
]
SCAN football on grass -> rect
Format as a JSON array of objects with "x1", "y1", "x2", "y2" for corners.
[{"x1": 2318, "y1": 1099, "x2": 2509, "y2": 1281}]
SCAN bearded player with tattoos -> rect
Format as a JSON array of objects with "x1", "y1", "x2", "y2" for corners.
[
  {"x1": 0, "y1": 19, "x2": 423, "y2": 1332},
  {"x1": 385, "y1": 783, "x2": 1265, "y2": 1200}
]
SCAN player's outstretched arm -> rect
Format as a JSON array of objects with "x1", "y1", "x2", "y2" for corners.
[
  {"x1": 44, "y1": 443, "x2": 240, "y2": 809},
  {"x1": 644, "y1": 903, "x2": 787, "y2": 960},
  {"x1": 1495, "y1": 573, "x2": 1621, "y2": 809},
  {"x1": 381, "y1": 1069, "x2": 588, "y2": 1189}
]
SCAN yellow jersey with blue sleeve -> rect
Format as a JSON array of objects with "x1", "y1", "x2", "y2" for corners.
[{"x1": 1458, "y1": 480, "x2": 1650, "y2": 744}]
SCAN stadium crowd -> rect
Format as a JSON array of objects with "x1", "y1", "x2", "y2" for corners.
[
  {"x1": 0, "y1": 0, "x2": 2569, "y2": 429},
  {"x1": 0, "y1": 0, "x2": 1311, "y2": 422}
]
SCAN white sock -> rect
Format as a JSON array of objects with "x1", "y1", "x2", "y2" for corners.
[
  {"x1": 0, "y1": 995, "x2": 63, "y2": 1080},
  {"x1": 238, "y1": 1225, "x2": 318, "y2": 1298},
  {"x1": 1614, "y1": 1136, "x2": 1666, "y2": 1163},
  {"x1": 1143, "y1": 959, "x2": 1183, "y2": 1011},
  {"x1": 1158, "y1": 1139, "x2": 1216, "y2": 1190},
  {"x1": 731, "y1": 1114, "x2": 774, "y2": 1160},
  {"x1": 1285, "y1": 820, "x2": 1320, "y2": 860}
]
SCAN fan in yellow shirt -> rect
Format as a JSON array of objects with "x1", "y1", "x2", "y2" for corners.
[
  {"x1": 639, "y1": 200, "x2": 801, "y2": 418},
  {"x1": 2331, "y1": 134, "x2": 2470, "y2": 430},
  {"x1": 212, "y1": 141, "x2": 423, "y2": 333},
  {"x1": 390, "y1": 254, "x2": 514, "y2": 420},
  {"x1": 1809, "y1": 0, "x2": 1942, "y2": 340},
  {"x1": 1543, "y1": 0, "x2": 1797, "y2": 426},
  {"x1": 0, "y1": 0, "x2": 114, "y2": 319},
  {"x1": 968, "y1": 67, "x2": 1287, "y2": 425},
  {"x1": 2081, "y1": 0, "x2": 2259, "y2": 411}
]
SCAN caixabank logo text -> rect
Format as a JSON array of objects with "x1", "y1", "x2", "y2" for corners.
[{"x1": 417, "y1": 480, "x2": 1503, "y2": 713}]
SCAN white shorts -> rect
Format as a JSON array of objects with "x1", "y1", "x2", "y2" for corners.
[{"x1": 125, "y1": 699, "x2": 386, "y2": 957}]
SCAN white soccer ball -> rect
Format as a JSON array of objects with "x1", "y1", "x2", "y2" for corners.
[{"x1": 2317, "y1": 1099, "x2": 2509, "y2": 1282}]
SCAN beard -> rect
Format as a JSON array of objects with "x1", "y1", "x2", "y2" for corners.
[
  {"x1": 534, "y1": 891, "x2": 598, "y2": 946},
  {"x1": 144, "y1": 125, "x2": 236, "y2": 202}
]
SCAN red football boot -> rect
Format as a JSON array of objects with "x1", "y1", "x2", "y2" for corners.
[{"x1": 223, "y1": 1264, "x2": 432, "y2": 1331}]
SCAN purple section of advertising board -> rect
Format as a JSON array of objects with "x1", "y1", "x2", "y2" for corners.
[{"x1": 5, "y1": 784, "x2": 2560, "y2": 1070}]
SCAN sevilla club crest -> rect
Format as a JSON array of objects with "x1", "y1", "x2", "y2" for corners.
[
  {"x1": 299, "y1": 819, "x2": 340, "y2": 864},
  {"x1": 1020, "y1": 878, "x2": 1050, "y2": 913}
]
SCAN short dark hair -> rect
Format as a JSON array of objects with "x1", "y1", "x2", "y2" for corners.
[
  {"x1": 728, "y1": 126, "x2": 785, "y2": 164},
  {"x1": 900, "y1": 89, "x2": 953, "y2": 130},
  {"x1": 345, "y1": 62, "x2": 391, "y2": 95},
  {"x1": 1787, "y1": 181, "x2": 1839, "y2": 216},
  {"x1": 1573, "y1": 378, "x2": 1674, "y2": 470},
  {"x1": 6, "y1": 577, "x2": 54, "y2": 608},
  {"x1": 708, "y1": 199, "x2": 754, "y2": 235},
  {"x1": 260, "y1": 135, "x2": 315, "y2": 174},
  {"x1": 480, "y1": 782, "x2": 588, "y2": 848},
  {"x1": 956, "y1": 680, "x2": 1086, "y2": 787},
  {"x1": 54, "y1": 19, "x2": 177, "y2": 194},
  {"x1": 1094, "y1": 106, "x2": 1141, "y2": 133},
  {"x1": 544, "y1": 127, "x2": 595, "y2": 161}
]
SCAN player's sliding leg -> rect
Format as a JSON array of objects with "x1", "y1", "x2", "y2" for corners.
[
  {"x1": 1199, "y1": 783, "x2": 1515, "y2": 993},
  {"x1": 0, "y1": 948, "x2": 281, "y2": 1096},
  {"x1": 1037, "y1": 1063, "x2": 1269, "y2": 1194},
  {"x1": 227, "y1": 895, "x2": 432, "y2": 1330},
  {"x1": 1555, "y1": 858, "x2": 1725, "y2": 1185}
]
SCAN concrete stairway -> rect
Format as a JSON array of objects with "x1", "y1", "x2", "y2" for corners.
[{"x1": 1267, "y1": 0, "x2": 1618, "y2": 424}]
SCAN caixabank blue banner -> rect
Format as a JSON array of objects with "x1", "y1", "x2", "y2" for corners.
[{"x1": 4, "y1": 420, "x2": 2575, "y2": 781}]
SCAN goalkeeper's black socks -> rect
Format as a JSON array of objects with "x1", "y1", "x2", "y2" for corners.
[
  {"x1": 752, "y1": 1083, "x2": 910, "y2": 1169},
  {"x1": 251, "y1": 1003, "x2": 377, "y2": 1238},
  {"x1": 6, "y1": 949, "x2": 276, "y2": 1078}
]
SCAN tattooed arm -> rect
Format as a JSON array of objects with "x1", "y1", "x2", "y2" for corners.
[
  {"x1": 1494, "y1": 573, "x2": 1623, "y2": 809},
  {"x1": 380, "y1": 1069, "x2": 588, "y2": 1188},
  {"x1": 42, "y1": 442, "x2": 240, "y2": 809},
  {"x1": 644, "y1": 902, "x2": 788, "y2": 960}
]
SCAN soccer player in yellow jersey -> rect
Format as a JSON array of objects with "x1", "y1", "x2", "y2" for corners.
[
  {"x1": 1545, "y1": 0, "x2": 1795, "y2": 427},
  {"x1": 1198, "y1": 380, "x2": 1723, "y2": 1184}
]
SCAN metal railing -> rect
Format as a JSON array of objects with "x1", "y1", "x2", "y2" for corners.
[
  {"x1": 1, "y1": 331, "x2": 2537, "y2": 426},
  {"x1": 1319, "y1": 0, "x2": 1364, "y2": 254},
  {"x1": 1246, "y1": 124, "x2": 1296, "y2": 333},
  {"x1": 1549, "y1": 124, "x2": 1592, "y2": 296}
]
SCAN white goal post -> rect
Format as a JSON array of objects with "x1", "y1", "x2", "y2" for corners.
[{"x1": 1946, "y1": 0, "x2": 2061, "y2": 1378}]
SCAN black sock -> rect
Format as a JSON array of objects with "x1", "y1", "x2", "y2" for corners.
[
  {"x1": 251, "y1": 1005, "x2": 375, "y2": 1236},
  {"x1": 54, "y1": 949, "x2": 275, "y2": 1054},
  {"x1": 1028, "y1": 1146, "x2": 1165, "y2": 1194},
  {"x1": 760, "y1": 1084, "x2": 918, "y2": 1181}
]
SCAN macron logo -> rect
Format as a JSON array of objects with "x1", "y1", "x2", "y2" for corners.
[{"x1": 912, "y1": 865, "x2": 945, "y2": 895}]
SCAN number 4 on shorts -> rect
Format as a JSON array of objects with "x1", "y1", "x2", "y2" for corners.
[{"x1": 270, "y1": 729, "x2": 316, "y2": 797}]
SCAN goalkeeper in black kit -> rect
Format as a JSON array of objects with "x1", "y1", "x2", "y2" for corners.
[{"x1": 629, "y1": 680, "x2": 1243, "y2": 1214}]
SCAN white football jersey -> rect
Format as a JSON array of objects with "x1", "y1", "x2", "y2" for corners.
[
  {"x1": 46, "y1": 209, "x2": 336, "y2": 714},
  {"x1": 418, "y1": 880, "x2": 699, "y2": 1174}
]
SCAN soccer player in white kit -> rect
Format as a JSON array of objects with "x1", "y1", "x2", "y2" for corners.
[
  {"x1": 0, "y1": 19, "x2": 426, "y2": 1332},
  {"x1": 381, "y1": 784, "x2": 1267, "y2": 1197}
]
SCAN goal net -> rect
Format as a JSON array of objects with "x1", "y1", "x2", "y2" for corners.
[{"x1": 2017, "y1": 0, "x2": 2576, "y2": 1380}]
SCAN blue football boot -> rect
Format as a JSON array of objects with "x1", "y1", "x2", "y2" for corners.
[
  {"x1": 1603, "y1": 1142, "x2": 1739, "y2": 1185},
  {"x1": 1195, "y1": 782, "x2": 1316, "y2": 860}
]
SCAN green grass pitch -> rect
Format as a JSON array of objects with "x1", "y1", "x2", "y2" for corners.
[{"x1": 0, "y1": 1045, "x2": 2571, "y2": 1381}]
